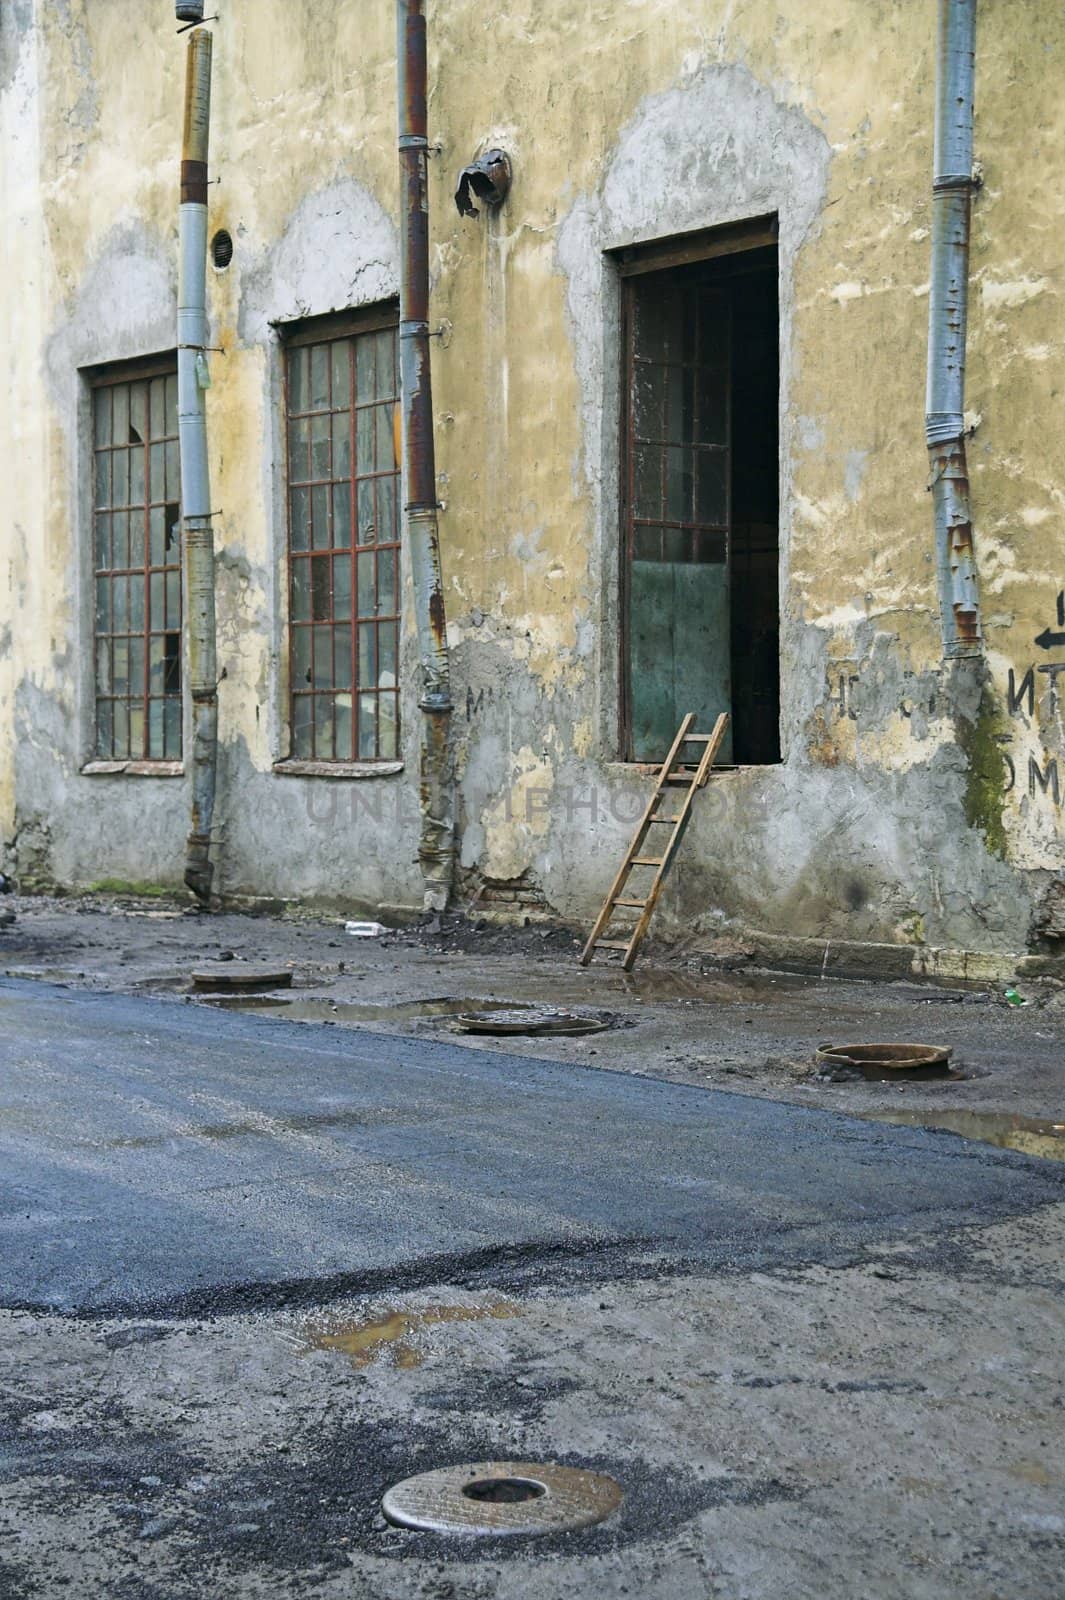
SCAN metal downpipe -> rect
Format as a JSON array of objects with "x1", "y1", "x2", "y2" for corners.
[
  {"x1": 178, "y1": 28, "x2": 219, "y2": 902},
  {"x1": 926, "y1": 0, "x2": 982, "y2": 659},
  {"x1": 397, "y1": 0, "x2": 455, "y2": 912}
]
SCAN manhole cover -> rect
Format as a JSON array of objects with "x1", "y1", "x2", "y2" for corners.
[
  {"x1": 381, "y1": 1461, "x2": 623, "y2": 1536},
  {"x1": 816, "y1": 1042, "x2": 952, "y2": 1073},
  {"x1": 455, "y1": 1008, "x2": 607, "y2": 1036},
  {"x1": 190, "y1": 967, "x2": 293, "y2": 992}
]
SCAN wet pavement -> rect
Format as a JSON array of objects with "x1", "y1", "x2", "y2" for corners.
[{"x1": 2, "y1": 979, "x2": 1064, "y2": 1316}]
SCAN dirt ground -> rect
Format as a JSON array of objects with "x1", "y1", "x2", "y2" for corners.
[
  {"x1": 2, "y1": 891, "x2": 1063, "y2": 1154},
  {"x1": 3, "y1": 894, "x2": 1065, "y2": 1598}
]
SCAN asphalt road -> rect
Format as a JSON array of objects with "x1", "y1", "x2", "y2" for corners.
[{"x1": 2, "y1": 979, "x2": 1063, "y2": 1315}]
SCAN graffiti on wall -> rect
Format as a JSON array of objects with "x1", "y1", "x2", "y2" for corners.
[{"x1": 825, "y1": 590, "x2": 1065, "y2": 825}]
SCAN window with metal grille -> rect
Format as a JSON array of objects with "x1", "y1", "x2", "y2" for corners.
[
  {"x1": 284, "y1": 308, "x2": 401, "y2": 763},
  {"x1": 91, "y1": 360, "x2": 182, "y2": 762}
]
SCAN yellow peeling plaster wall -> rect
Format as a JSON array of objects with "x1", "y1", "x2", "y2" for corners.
[{"x1": 3, "y1": 0, "x2": 1064, "y2": 961}]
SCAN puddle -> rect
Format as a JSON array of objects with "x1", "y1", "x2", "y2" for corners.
[
  {"x1": 303, "y1": 1299, "x2": 519, "y2": 1369},
  {"x1": 864, "y1": 1108, "x2": 1065, "y2": 1162},
  {"x1": 828, "y1": 1061, "x2": 970, "y2": 1083},
  {"x1": 200, "y1": 995, "x2": 572, "y2": 1027},
  {"x1": 198, "y1": 992, "x2": 610, "y2": 1030}
]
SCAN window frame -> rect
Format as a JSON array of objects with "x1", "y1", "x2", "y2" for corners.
[
  {"x1": 278, "y1": 303, "x2": 403, "y2": 771},
  {"x1": 614, "y1": 217, "x2": 781, "y2": 767},
  {"x1": 83, "y1": 353, "x2": 184, "y2": 775}
]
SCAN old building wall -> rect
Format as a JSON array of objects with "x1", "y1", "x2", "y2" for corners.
[{"x1": 2, "y1": 0, "x2": 1063, "y2": 967}]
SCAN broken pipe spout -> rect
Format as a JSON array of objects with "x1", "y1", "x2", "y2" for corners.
[
  {"x1": 397, "y1": 0, "x2": 455, "y2": 912},
  {"x1": 926, "y1": 0, "x2": 982, "y2": 659},
  {"x1": 178, "y1": 28, "x2": 219, "y2": 903}
]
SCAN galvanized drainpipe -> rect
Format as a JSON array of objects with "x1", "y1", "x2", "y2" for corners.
[
  {"x1": 397, "y1": 0, "x2": 455, "y2": 912},
  {"x1": 178, "y1": 28, "x2": 219, "y2": 902},
  {"x1": 926, "y1": 0, "x2": 982, "y2": 658}
]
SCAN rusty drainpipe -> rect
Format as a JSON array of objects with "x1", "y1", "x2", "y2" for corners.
[
  {"x1": 178, "y1": 27, "x2": 219, "y2": 902},
  {"x1": 397, "y1": 0, "x2": 455, "y2": 912},
  {"x1": 926, "y1": 0, "x2": 982, "y2": 659}
]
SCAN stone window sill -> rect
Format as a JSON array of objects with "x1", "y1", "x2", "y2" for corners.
[
  {"x1": 81, "y1": 761, "x2": 184, "y2": 778},
  {"x1": 273, "y1": 759, "x2": 404, "y2": 780}
]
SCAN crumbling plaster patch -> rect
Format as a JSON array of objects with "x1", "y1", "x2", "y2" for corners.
[
  {"x1": 0, "y1": 0, "x2": 33, "y2": 98},
  {"x1": 238, "y1": 178, "x2": 398, "y2": 346}
]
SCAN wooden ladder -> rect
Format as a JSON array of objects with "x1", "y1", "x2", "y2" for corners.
[{"x1": 579, "y1": 712, "x2": 729, "y2": 971}]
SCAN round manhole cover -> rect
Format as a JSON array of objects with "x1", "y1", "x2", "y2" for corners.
[
  {"x1": 190, "y1": 967, "x2": 293, "y2": 993},
  {"x1": 381, "y1": 1461, "x2": 623, "y2": 1536},
  {"x1": 816, "y1": 1042, "x2": 952, "y2": 1071},
  {"x1": 455, "y1": 1008, "x2": 608, "y2": 1036}
]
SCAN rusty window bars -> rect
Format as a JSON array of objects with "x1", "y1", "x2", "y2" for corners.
[
  {"x1": 283, "y1": 307, "x2": 401, "y2": 763},
  {"x1": 90, "y1": 358, "x2": 183, "y2": 763}
]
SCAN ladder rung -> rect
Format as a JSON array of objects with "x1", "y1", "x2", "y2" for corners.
[{"x1": 580, "y1": 713, "x2": 728, "y2": 974}]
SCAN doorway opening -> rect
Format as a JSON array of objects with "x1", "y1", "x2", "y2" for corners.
[{"x1": 618, "y1": 220, "x2": 780, "y2": 765}]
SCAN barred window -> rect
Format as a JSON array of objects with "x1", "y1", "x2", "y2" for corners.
[
  {"x1": 284, "y1": 308, "x2": 400, "y2": 763},
  {"x1": 91, "y1": 361, "x2": 182, "y2": 762}
]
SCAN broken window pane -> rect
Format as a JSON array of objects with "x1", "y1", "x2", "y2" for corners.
[
  {"x1": 112, "y1": 386, "x2": 129, "y2": 451},
  {"x1": 163, "y1": 634, "x2": 181, "y2": 696},
  {"x1": 149, "y1": 635, "x2": 165, "y2": 694},
  {"x1": 129, "y1": 382, "x2": 147, "y2": 446}
]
